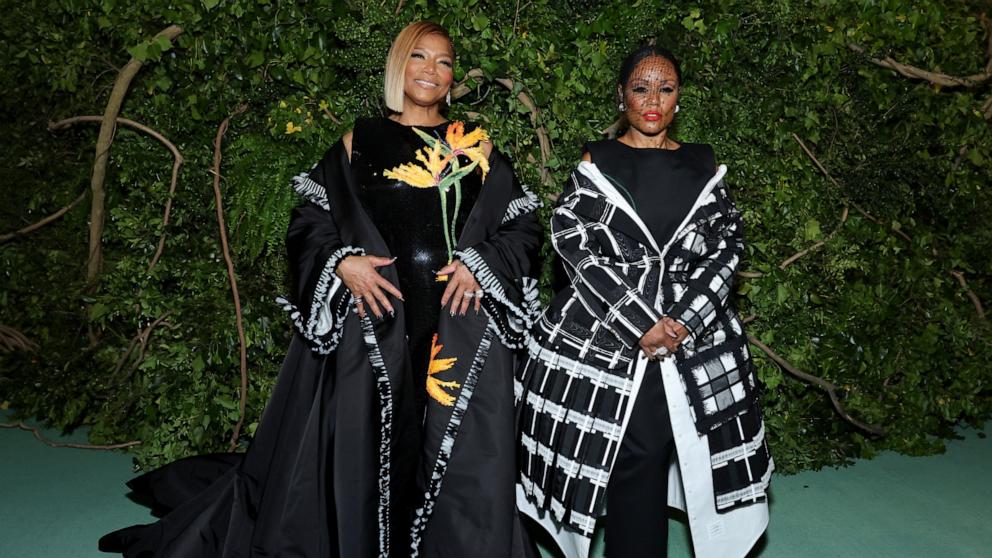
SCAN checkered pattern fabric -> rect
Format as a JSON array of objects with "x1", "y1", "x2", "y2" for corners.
[{"x1": 516, "y1": 166, "x2": 771, "y2": 538}]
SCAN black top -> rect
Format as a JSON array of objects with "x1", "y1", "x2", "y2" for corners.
[
  {"x1": 583, "y1": 139, "x2": 715, "y2": 247},
  {"x1": 351, "y1": 117, "x2": 483, "y2": 412}
]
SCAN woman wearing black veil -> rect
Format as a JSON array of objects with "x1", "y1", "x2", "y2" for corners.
[
  {"x1": 100, "y1": 21, "x2": 541, "y2": 558},
  {"x1": 515, "y1": 45, "x2": 772, "y2": 558}
]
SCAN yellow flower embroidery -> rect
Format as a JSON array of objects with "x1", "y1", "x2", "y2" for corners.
[
  {"x1": 426, "y1": 333, "x2": 460, "y2": 407},
  {"x1": 415, "y1": 141, "x2": 448, "y2": 183},
  {"x1": 384, "y1": 161, "x2": 435, "y2": 188},
  {"x1": 383, "y1": 121, "x2": 490, "y2": 262}
]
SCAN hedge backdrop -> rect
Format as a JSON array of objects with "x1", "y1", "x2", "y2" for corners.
[{"x1": 1, "y1": 0, "x2": 990, "y2": 473}]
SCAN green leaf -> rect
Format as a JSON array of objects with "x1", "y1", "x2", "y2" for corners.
[
  {"x1": 154, "y1": 75, "x2": 173, "y2": 91},
  {"x1": 89, "y1": 303, "x2": 110, "y2": 320},
  {"x1": 471, "y1": 14, "x2": 490, "y2": 31},
  {"x1": 245, "y1": 51, "x2": 265, "y2": 68},
  {"x1": 126, "y1": 42, "x2": 148, "y2": 62},
  {"x1": 214, "y1": 396, "x2": 238, "y2": 410},
  {"x1": 776, "y1": 284, "x2": 790, "y2": 304},
  {"x1": 153, "y1": 34, "x2": 174, "y2": 53}
]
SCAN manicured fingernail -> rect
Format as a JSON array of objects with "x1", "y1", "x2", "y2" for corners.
[{"x1": 389, "y1": 310, "x2": 395, "y2": 318}]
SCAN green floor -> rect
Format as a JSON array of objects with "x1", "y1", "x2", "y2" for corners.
[{"x1": 1, "y1": 410, "x2": 988, "y2": 557}]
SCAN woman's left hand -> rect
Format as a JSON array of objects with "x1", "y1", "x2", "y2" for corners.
[
  {"x1": 438, "y1": 260, "x2": 483, "y2": 316},
  {"x1": 639, "y1": 316, "x2": 690, "y2": 360}
]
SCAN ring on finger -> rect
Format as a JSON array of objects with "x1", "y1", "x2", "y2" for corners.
[{"x1": 463, "y1": 291, "x2": 476, "y2": 298}]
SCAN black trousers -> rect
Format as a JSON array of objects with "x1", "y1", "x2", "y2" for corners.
[{"x1": 605, "y1": 364, "x2": 676, "y2": 558}]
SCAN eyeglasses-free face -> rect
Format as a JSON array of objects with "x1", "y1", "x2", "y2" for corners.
[
  {"x1": 403, "y1": 33, "x2": 454, "y2": 109},
  {"x1": 619, "y1": 55, "x2": 681, "y2": 138}
]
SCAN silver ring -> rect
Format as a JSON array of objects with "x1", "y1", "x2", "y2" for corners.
[
  {"x1": 463, "y1": 292, "x2": 476, "y2": 298},
  {"x1": 354, "y1": 295, "x2": 364, "y2": 302},
  {"x1": 474, "y1": 290, "x2": 484, "y2": 297}
]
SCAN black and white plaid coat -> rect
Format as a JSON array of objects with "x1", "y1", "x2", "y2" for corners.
[{"x1": 516, "y1": 161, "x2": 772, "y2": 558}]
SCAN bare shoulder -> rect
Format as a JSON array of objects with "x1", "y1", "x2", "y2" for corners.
[
  {"x1": 342, "y1": 130, "x2": 354, "y2": 160},
  {"x1": 581, "y1": 151, "x2": 592, "y2": 163},
  {"x1": 481, "y1": 140, "x2": 493, "y2": 158}
]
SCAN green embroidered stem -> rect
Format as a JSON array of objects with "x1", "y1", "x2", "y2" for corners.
[
  {"x1": 438, "y1": 182, "x2": 453, "y2": 262},
  {"x1": 450, "y1": 158, "x2": 463, "y2": 255}
]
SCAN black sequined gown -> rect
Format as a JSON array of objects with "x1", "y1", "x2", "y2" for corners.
[
  {"x1": 350, "y1": 117, "x2": 483, "y2": 414},
  {"x1": 99, "y1": 116, "x2": 541, "y2": 558}
]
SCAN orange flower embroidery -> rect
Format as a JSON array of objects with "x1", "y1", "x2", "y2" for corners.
[
  {"x1": 383, "y1": 121, "x2": 489, "y2": 262},
  {"x1": 426, "y1": 333, "x2": 461, "y2": 407},
  {"x1": 445, "y1": 121, "x2": 490, "y2": 180}
]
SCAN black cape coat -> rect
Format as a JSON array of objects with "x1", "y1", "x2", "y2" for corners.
[{"x1": 99, "y1": 139, "x2": 543, "y2": 558}]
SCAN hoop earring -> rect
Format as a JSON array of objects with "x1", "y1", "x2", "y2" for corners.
[
  {"x1": 446, "y1": 90, "x2": 452, "y2": 105},
  {"x1": 675, "y1": 104, "x2": 680, "y2": 113},
  {"x1": 618, "y1": 101, "x2": 626, "y2": 112}
]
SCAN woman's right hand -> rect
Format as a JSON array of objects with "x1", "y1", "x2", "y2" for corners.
[
  {"x1": 638, "y1": 317, "x2": 687, "y2": 360},
  {"x1": 335, "y1": 255, "x2": 404, "y2": 319}
]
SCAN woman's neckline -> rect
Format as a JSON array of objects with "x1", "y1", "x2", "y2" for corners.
[
  {"x1": 384, "y1": 116, "x2": 450, "y2": 129},
  {"x1": 613, "y1": 137, "x2": 684, "y2": 152}
]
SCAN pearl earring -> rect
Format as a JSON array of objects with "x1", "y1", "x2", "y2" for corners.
[
  {"x1": 446, "y1": 90, "x2": 451, "y2": 105},
  {"x1": 675, "y1": 104, "x2": 680, "y2": 113},
  {"x1": 618, "y1": 101, "x2": 626, "y2": 112}
]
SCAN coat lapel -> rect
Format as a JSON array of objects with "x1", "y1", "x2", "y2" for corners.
[{"x1": 576, "y1": 162, "x2": 728, "y2": 261}]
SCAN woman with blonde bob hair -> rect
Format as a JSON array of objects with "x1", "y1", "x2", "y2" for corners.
[{"x1": 101, "y1": 20, "x2": 542, "y2": 558}]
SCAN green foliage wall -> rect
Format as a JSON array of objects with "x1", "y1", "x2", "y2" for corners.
[{"x1": 1, "y1": 0, "x2": 990, "y2": 472}]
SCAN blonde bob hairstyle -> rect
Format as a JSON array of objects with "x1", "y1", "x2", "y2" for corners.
[{"x1": 383, "y1": 21, "x2": 455, "y2": 113}]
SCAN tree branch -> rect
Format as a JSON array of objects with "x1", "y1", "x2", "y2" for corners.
[
  {"x1": 85, "y1": 25, "x2": 183, "y2": 284},
  {"x1": 779, "y1": 206, "x2": 849, "y2": 269},
  {"x1": 111, "y1": 311, "x2": 175, "y2": 378},
  {"x1": 850, "y1": 16, "x2": 992, "y2": 123},
  {"x1": 0, "y1": 325, "x2": 38, "y2": 353},
  {"x1": 949, "y1": 270, "x2": 987, "y2": 321},
  {"x1": 0, "y1": 421, "x2": 141, "y2": 450},
  {"x1": 451, "y1": 69, "x2": 554, "y2": 186},
  {"x1": 984, "y1": 13, "x2": 992, "y2": 74},
  {"x1": 794, "y1": 134, "x2": 986, "y2": 317},
  {"x1": 747, "y1": 335, "x2": 886, "y2": 436},
  {"x1": 792, "y1": 133, "x2": 912, "y2": 241},
  {"x1": 602, "y1": 116, "x2": 625, "y2": 139},
  {"x1": 48, "y1": 115, "x2": 184, "y2": 273},
  {"x1": 211, "y1": 104, "x2": 250, "y2": 452},
  {"x1": 847, "y1": 43, "x2": 991, "y2": 88},
  {"x1": 320, "y1": 105, "x2": 342, "y2": 125},
  {"x1": 0, "y1": 190, "x2": 87, "y2": 244}
]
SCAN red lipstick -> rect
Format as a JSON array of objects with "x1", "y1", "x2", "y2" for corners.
[{"x1": 643, "y1": 111, "x2": 661, "y2": 121}]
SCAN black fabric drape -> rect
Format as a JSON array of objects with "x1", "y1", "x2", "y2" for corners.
[{"x1": 100, "y1": 138, "x2": 542, "y2": 558}]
